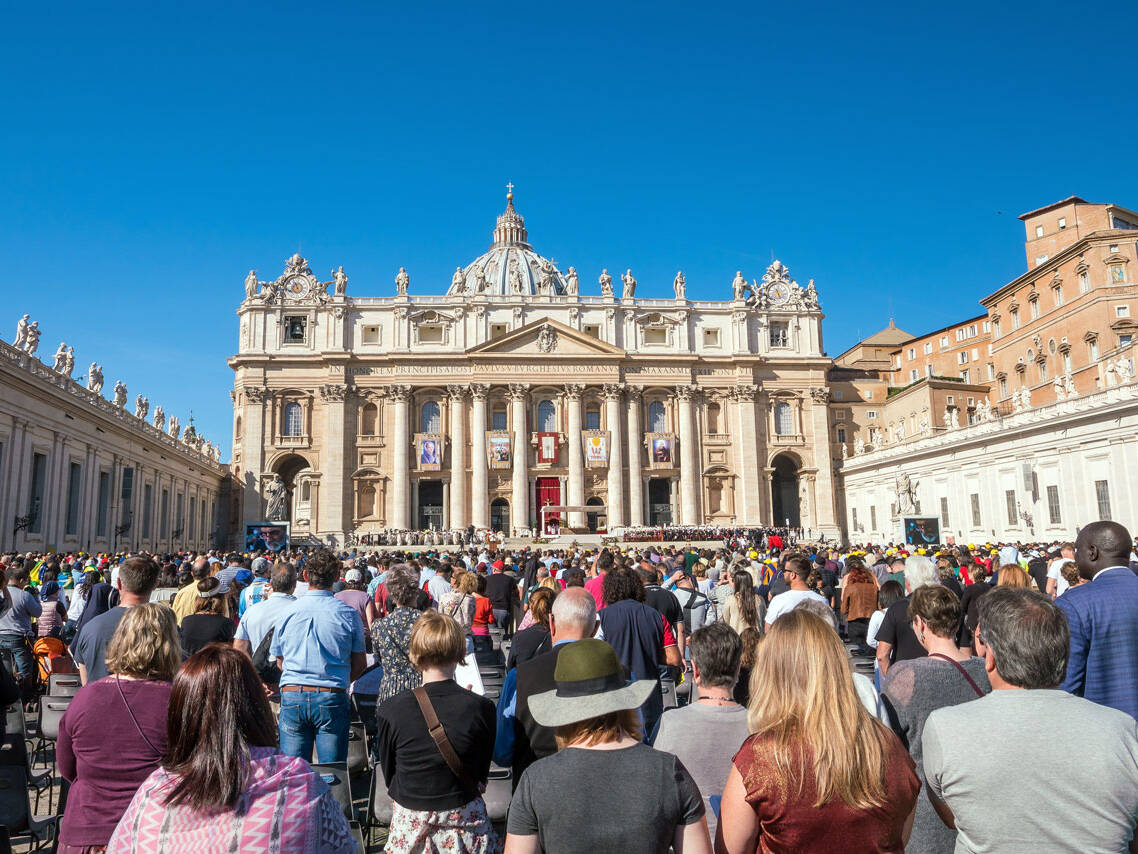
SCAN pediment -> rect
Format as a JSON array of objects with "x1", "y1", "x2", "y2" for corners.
[{"x1": 467, "y1": 318, "x2": 624, "y2": 357}]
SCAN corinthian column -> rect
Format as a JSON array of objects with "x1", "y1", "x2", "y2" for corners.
[
  {"x1": 565, "y1": 384, "x2": 585, "y2": 529},
  {"x1": 447, "y1": 385, "x2": 468, "y2": 529},
  {"x1": 390, "y1": 385, "x2": 411, "y2": 529},
  {"x1": 626, "y1": 385, "x2": 644, "y2": 527},
  {"x1": 603, "y1": 383, "x2": 625, "y2": 529},
  {"x1": 508, "y1": 384, "x2": 529, "y2": 535},
  {"x1": 470, "y1": 384, "x2": 489, "y2": 529},
  {"x1": 733, "y1": 385, "x2": 762, "y2": 525},
  {"x1": 317, "y1": 383, "x2": 349, "y2": 541},
  {"x1": 677, "y1": 385, "x2": 701, "y2": 525}
]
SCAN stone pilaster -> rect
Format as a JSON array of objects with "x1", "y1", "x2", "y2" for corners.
[
  {"x1": 733, "y1": 385, "x2": 762, "y2": 525},
  {"x1": 317, "y1": 383, "x2": 349, "y2": 541}
]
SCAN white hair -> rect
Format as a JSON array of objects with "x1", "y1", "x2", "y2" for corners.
[
  {"x1": 903, "y1": 555, "x2": 938, "y2": 590},
  {"x1": 551, "y1": 587, "x2": 597, "y2": 632}
]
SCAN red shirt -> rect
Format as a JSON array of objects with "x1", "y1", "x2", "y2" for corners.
[
  {"x1": 585, "y1": 573, "x2": 606, "y2": 610},
  {"x1": 733, "y1": 731, "x2": 918, "y2": 854},
  {"x1": 472, "y1": 595, "x2": 495, "y2": 636}
]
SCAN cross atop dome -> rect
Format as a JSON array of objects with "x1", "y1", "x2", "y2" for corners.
[{"x1": 493, "y1": 183, "x2": 530, "y2": 248}]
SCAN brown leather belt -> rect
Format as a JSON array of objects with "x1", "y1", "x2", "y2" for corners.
[{"x1": 279, "y1": 685, "x2": 344, "y2": 694}]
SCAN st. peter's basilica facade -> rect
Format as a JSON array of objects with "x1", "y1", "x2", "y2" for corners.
[{"x1": 229, "y1": 192, "x2": 838, "y2": 543}]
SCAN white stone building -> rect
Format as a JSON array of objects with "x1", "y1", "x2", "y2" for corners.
[
  {"x1": 230, "y1": 191, "x2": 839, "y2": 543},
  {"x1": 837, "y1": 378, "x2": 1138, "y2": 543},
  {"x1": 0, "y1": 334, "x2": 226, "y2": 554}
]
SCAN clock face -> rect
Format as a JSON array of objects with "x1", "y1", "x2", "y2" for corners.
[
  {"x1": 769, "y1": 283, "x2": 791, "y2": 305},
  {"x1": 285, "y1": 275, "x2": 310, "y2": 298}
]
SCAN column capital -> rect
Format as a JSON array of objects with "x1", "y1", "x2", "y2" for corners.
[
  {"x1": 243, "y1": 385, "x2": 271, "y2": 403},
  {"x1": 387, "y1": 384, "x2": 413, "y2": 402},
  {"x1": 731, "y1": 384, "x2": 758, "y2": 401},
  {"x1": 564, "y1": 383, "x2": 586, "y2": 400},
  {"x1": 470, "y1": 383, "x2": 490, "y2": 400},
  {"x1": 675, "y1": 384, "x2": 700, "y2": 402},
  {"x1": 446, "y1": 384, "x2": 467, "y2": 402},
  {"x1": 625, "y1": 383, "x2": 644, "y2": 402},
  {"x1": 810, "y1": 386, "x2": 831, "y2": 404},
  {"x1": 318, "y1": 383, "x2": 348, "y2": 402},
  {"x1": 506, "y1": 383, "x2": 530, "y2": 402},
  {"x1": 602, "y1": 382, "x2": 625, "y2": 401}
]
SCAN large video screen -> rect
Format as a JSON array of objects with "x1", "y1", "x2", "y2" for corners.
[
  {"x1": 903, "y1": 516, "x2": 941, "y2": 546},
  {"x1": 245, "y1": 521, "x2": 290, "y2": 553}
]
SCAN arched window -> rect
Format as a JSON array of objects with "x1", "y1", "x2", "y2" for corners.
[
  {"x1": 420, "y1": 400, "x2": 440, "y2": 433},
  {"x1": 283, "y1": 402, "x2": 303, "y2": 437},
  {"x1": 648, "y1": 401, "x2": 666, "y2": 433},
  {"x1": 537, "y1": 399, "x2": 556, "y2": 432},
  {"x1": 360, "y1": 402, "x2": 377, "y2": 436},
  {"x1": 774, "y1": 401, "x2": 793, "y2": 435},
  {"x1": 300, "y1": 480, "x2": 311, "y2": 502},
  {"x1": 836, "y1": 426, "x2": 847, "y2": 443},
  {"x1": 358, "y1": 484, "x2": 376, "y2": 518}
]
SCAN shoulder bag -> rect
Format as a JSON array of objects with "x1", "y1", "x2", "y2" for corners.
[
  {"x1": 928, "y1": 653, "x2": 985, "y2": 698},
  {"x1": 412, "y1": 685, "x2": 485, "y2": 795}
]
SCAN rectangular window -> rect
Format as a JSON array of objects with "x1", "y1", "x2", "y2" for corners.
[
  {"x1": 644, "y1": 327, "x2": 668, "y2": 345},
  {"x1": 1054, "y1": 286, "x2": 1063, "y2": 306},
  {"x1": 870, "y1": 505, "x2": 877, "y2": 531},
  {"x1": 940, "y1": 336, "x2": 949, "y2": 348},
  {"x1": 584, "y1": 409, "x2": 600, "y2": 430},
  {"x1": 1011, "y1": 310, "x2": 1020, "y2": 330},
  {"x1": 160, "y1": 489, "x2": 169, "y2": 539},
  {"x1": 1058, "y1": 217, "x2": 1067, "y2": 230},
  {"x1": 142, "y1": 483, "x2": 153, "y2": 539},
  {"x1": 961, "y1": 369, "x2": 970, "y2": 383},
  {"x1": 702, "y1": 328, "x2": 721, "y2": 348},
  {"x1": 361, "y1": 325, "x2": 380, "y2": 344},
  {"x1": 283, "y1": 316, "x2": 307, "y2": 344},
  {"x1": 582, "y1": 324, "x2": 600, "y2": 338},
  {"x1": 200, "y1": 498, "x2": 207, "y2": 540},
  {"x1": 987, "y1": 364, "x2": 995, "y2": 380},
  {"x1": 970, "y1": 493, "x2": 981, "y2": 528},
  {"x1": 852, "y1": 507, "x2": 859, "y2": 530},
  {"x1": 1035, "y1": 255, "x2": 1049, "y2": 266},
  {"x1": 999, "y1": 377, "x2": 1008, "y2": 397},
  {"x1": 909, "y1": 369, "x2": 919, "y2": 382},
  {"x1": 1005, "y1": 489, "x2": 1018, "y2": 526},
  {"x1": 993, "y1": 319, "x2": 1001, "y2": 338},
  {"x1": 28, "y1": 452, "x2": 47, "y2": 534},
  {"x1": 1039, "y1": 361, "x2": 1048, "y2": 381},
  {"x1": 1089, "y1": 339, "x2": 1099, "y2": 360},
  {"x1": 923, "y1": 342, "x2": 932, "y2": 355},
  {"x1": 188, "y1": 497, "x2": 196, "y2": 544},
  {"x1": 1030, "y1": 300, "x2": 1040, "y2": 320},
  {"x1": 866, "y1": 410, "x2": 877, "y2": 419},
  {"x1": 65, "y1": 462, "x2": 82, "y2": 536},
  {"x1": 418, "y1": 325, "x2": 444, "y2": 343},
  {"x1": 176, "y1": 492, "x2": 184, "y2": 538},
  {"x1": 491, "y1": 323, "x2": 508, "y2": 339},
  {"x1": 1079, "y1": 272, "x2": 1090, "y2": 293},
  {"x1": 1095, "y1": 480, "x2": 1112, "y2": 520},
  {"x1": 1116, "y1": 305, "x2": 1130, "y2": 318},
  {"x1": 769, "y1": 322, "x2": 789, "y2": 348},
  {"x1": 120, "y1": 467, "x2": 134, "y2": 517},
  {"x1": 491, "y1": 409, "x2": 507, "y2": 431},
  {"x1": 96, "y1": 471, "x2": 111, "y2": 537},
  {"x1": 907, "y1": 348, "x2": 916, "y2": 360},
  {"x1": 1047, "y1": 485, "x2": 1061, "y2": 524},
  {"x1": 940, "y1": 496, "x2": 949, "y2": 526},
  {"x1": 1035, "y1": 225, "x2": 1045, "y2": 238}
]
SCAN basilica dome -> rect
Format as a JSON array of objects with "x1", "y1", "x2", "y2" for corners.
[{"x1": 447, "y1": 191, "x2": 570, "y2": 297}]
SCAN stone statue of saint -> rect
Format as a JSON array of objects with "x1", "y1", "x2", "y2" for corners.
[
  {"x1": 24, "y1": 322, "x2": 40, "y2": 355},
  {"x1": 471, "y1": 264, "x2": 488, "y2": 294},
  {"x1": 1052, "y1": 375, "x2": 1066, "y2": 399},
  {"x1": 62, "y1": 346, "x2": 75, "y2": 377},
  {"x1": 599, "y1": 268, "x2": 614, "y2": 298},
  {"x1": 451, "y1": 266, "x2": 466, "y2": 293},
  {"x1": 538, "y1": 259, "x2": 558, "y2": 295},
  {"x1": 840, "y1": 443, "x2": 848, "y2": 460},
  {"x1": 508, "y1": 259, "x2": 525, "y2": 294},
  {"x1": 113, "y1": 381, "x2": 127, "y2": 408},
  {"x1": 395, "y1": 267, "x2": 410, "y2": 296},
  {"x1": 135, "y1": 394, "x2": 149, "y2": 419},
  {"x1": 245, "y1": 270, "x2": 259, "y2": 300},
  {"x1": 14, "y1": 314, "x2": 29, "y2": 349},
  {"x1": 918, "y1": 414, "x2": 931, "y2": 435},
  {"x1": 805, "y1": 279, "x2": 818, "y2": 307},
  {"x1": 265, "y1": 476, "x2": 289, "y2": 521},
  {"x1": 87, "y1": 363, "x2": 104, "y2": 393},
  {"x1": 895, "y1": 473, "x2": 918, "y2": 515},
  {"x1": 621, "y1": 269, "x2": 637, "y2": 299},
  {"x1": 673, "y1": 271, "x2": 686, "y2": 299},
  {"x1": 168, "y1": 415, "x2": 179, "y2": 438},
  {"x1": 52, "y1": 342, "x2": 68, "y2": 372},
  {"x1": 332, "y1": 266, "x2": 349, "y2": 296},
  {"x1": 1063, "y1": 373, "x2": 1075, "y2": 396},
  {"x1": 153, "y1": 405, "x2": 165, "y2": 430},
  {"x1": 1116, "y1": 358, "x2": 1134, "y2": 382},
  {"x1": 733, "y1": 271, "x2": 747, "y2": 300},
  {"x1": 565, "y1": 267, "x2": 579, "y2": 296},
  {"x1": 1021, "y1": 385, "x2": 1032, "y2": 409}
]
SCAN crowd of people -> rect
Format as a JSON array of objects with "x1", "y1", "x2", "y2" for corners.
[{"x1": 1, "y1": 519, "x2": 1137, "y2": 852}]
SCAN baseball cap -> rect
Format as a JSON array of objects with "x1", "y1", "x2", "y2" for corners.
[
  {"x1": 345, "y1": 569, "x2": 364, "y2": 583},
  {"x1": 233, "y1": 569, "x2": 254, "y2": 587}
]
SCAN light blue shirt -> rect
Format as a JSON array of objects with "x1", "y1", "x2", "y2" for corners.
[
  {"x1": 235, "y1": 592, "x2": 297, "y2": 652},
  {"x1": 269, "y1": 590, "x2": 365, "y2": 690}
]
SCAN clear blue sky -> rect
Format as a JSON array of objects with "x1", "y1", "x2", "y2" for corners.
[{"x1": 5, "y1": 0, "x2": 1137, "y2": 460}]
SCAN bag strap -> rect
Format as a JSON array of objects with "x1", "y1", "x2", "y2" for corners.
[
  {"x1": 412, "y1": 685, "x2": 481, "y2": 794},
  {"x1": 928, "y1": 653, "x2": 985, "y2": 698},
  {"x1": 114, "y1": 676, "x2": 164, "y2": 759}
]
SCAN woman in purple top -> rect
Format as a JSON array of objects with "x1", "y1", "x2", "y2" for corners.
[{"x1": 57, "y1": 603, "x2": 181, "y2": 851}]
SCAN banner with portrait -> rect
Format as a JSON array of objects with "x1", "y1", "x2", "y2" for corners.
[
  {"x1": 646, "y1": 433, "x2": 675, "y2": 469},
  {"x1": 488, "y1": 432, "x2": 511, "y2": 469},
  {"x1": 584, "y1": 431, "x2": 608, "y2": 467},
  {"x1": 245, "y1": 521, "x2": 290, "y2": 553},
  {"x1": 416, "y1": 432, "x2": 443, "y2": 471},
  {"x1": 537, "y1": 431, "x2": 559, "y2": 464}
]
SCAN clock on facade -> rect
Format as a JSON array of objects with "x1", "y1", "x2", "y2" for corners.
[
  {"x1": 285, "y1": 275, "x2": 310, "y2": 299},
  {"x1": 768, "y1": 282, "x2": 791, "y2": 305}
]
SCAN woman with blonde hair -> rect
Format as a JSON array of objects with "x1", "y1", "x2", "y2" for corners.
[
  {"x1": 440, "y1": 570, "x2": 478, "y2": 653},
  {"x1": 376, "y1": 611, "x2": 499, "y2": 853},
  {"x1": 996, "y1": 564, "x2": 1034, "y2": 589},
  {"x1": 717, "y1": 609, "x2": 919, "y2": 853},
  {"x1": 58, "y1": 603, "x2": 181, "y2": 851}
]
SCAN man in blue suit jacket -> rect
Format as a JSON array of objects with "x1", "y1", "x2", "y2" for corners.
[{"x1": 1056, "y1": 520, "x2": 1138, "y2": 720}]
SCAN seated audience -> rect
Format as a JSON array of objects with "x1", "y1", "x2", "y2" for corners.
[{"x1": 179, "y1": 576, "x2": 237, "y2": 655}]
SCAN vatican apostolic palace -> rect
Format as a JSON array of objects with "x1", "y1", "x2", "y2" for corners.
[{"x1": 230, "y1": 191, "x2": 837, "y2": 546}]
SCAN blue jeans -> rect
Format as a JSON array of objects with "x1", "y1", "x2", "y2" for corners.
[
  {"x1": 278, "y1": 690, "x2": 350, "y2": 764},
  {"x1": 0, "y1": 634, "x2": 35, "y2": 701}
]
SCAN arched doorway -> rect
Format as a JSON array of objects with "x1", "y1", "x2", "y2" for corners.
[
  {"x1": 585, "y1": 496, "x2": 605, "y2": 533},
  {"x1": 490, "y1": 498, "x2": 510, "y2": 533},
  {"x1": 648, "y1": 478, "x2": 672, "y2": 525},
  {"x1": 770, "y1": 454, "x2": 801, "y2": 528},
  {"x1": 271, "y1": 454, "x2": 313, "y2": 524}
]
